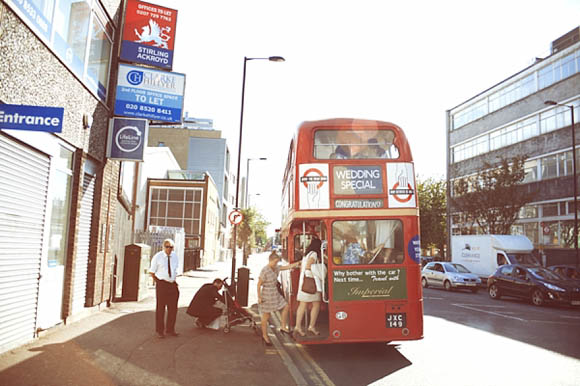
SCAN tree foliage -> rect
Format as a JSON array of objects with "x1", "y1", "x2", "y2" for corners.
[
  {"x1": 451, "y1": 155, "x2": 535, "y2": 234},
  {"x1": 236, "y1": 207, "x2": 269, "y2": 253},
  {"x1": 417, "y1": 177, "x2": 447, "y2": 256}
]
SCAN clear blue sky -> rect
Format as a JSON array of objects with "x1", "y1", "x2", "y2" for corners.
[{"x1": 154, "y1": 0, "x2": 580, "y2": 235}]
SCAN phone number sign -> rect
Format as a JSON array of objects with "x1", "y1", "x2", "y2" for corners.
[{"x1": 115, "y1": 63, "x2": 185, "y2": 123}]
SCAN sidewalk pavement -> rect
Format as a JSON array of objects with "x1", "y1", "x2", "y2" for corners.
[{"x1": 0, "y1": 252, "x2": 296, "y2": 386}]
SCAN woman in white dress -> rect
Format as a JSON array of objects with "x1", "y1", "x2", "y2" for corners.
[{"x1": 294, "y1": 238, "x2": 323, "y2": 336}]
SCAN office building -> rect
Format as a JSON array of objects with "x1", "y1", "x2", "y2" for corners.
[{"x1": 447, "y1": 27, "x2": 580, "y2": 264}]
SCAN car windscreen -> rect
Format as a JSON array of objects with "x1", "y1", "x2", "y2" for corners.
[
  {"x1": 450, "y1": 263, "x2": 470, "y2": 273},
  {"x1": 528, "y1": 267, "x2": 562, "y2": 281},
  {"x1": 508, "y1": 253, "x2": 540, "y2": 265}
]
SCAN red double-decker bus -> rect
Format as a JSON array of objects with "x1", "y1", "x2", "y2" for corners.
[{"x1": 279, "y1": 118, "x2": 423, "y2": 344}]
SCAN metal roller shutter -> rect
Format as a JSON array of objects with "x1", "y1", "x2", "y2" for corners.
[
  {"x1": 71, "y1": 173, "x2": 95, "y2": 314},
  {"x1": 0, "y1": 133, "x2": 49, "y2": 353}
]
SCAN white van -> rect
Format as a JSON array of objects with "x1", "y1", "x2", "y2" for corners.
[{"x1": 451, "y1": 235, "x2": 539, "y2": 281}]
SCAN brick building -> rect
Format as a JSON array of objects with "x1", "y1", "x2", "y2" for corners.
[{"x1": 0, "y1": 0, "x2": 128, "y2": 353}]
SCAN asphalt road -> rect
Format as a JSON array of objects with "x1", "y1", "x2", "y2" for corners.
[{"x1": 286, "y1": 286, "x2": 580, "y2": 386}]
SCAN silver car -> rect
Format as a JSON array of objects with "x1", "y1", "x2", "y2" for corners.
[{"x1": 422, "y1": 262, "x2": 481, "y2": 292}]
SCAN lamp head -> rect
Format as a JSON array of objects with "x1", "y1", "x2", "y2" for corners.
[
  {"x1": 544, "y1": 100, "x2": 558, "y2": 106},
  {"x1": 268, "y1": 56, "x2": 285, "y2": 62}
]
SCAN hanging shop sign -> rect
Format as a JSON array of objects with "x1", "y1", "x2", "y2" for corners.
[
  {"x1": 107, "y1": 117, "x2": 148, "y2": 161},
  {"x1": 115, "y1": 63, "x2": 185, "y2": 123},
  {"x1": 120, "y1": 0, "x2": 178, "y2": 70},
  {"x1": 0, "y1": 104, "x2": 64, "y2": 133}
]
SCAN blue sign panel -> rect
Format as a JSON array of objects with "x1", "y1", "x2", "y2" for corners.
[
  {"x1": 120, "y1": 41, "x2": 174, "y2": 70},
  {"x1": 0, "y1": 104, "x2": 64, "y2": 133},
  {"x1": 115, "y1": 64, "x2": 185, "y2": 123},
  {"x1": 333, "y1": 165, "x2": 384, "y2": 195},
  {"x1": 107, "y1": 117, "x2": 148, "y2": 161}
]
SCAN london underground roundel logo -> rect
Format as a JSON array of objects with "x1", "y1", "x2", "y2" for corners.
[
  {"x1": 390, "y1": 182, "x2": 414, "y2": 203},
  {"x1": 300, "y1": 168, "x2": 328, "y2": 188}
]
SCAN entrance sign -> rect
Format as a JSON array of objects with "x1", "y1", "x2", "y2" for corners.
[
  {"x1": 115, "y1": 63, "x2": 185, "y2": 123},
  {"x1": 107, "y1": 117, "x2": 148, "y2": 161},
  {"x1": 120, "y1": 0, "x2": 178, "y2": 69},
  {"x1": 0, "y1": 104, "x2": 64, "y2": 133}
]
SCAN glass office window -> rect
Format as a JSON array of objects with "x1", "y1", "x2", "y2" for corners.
[
  {"x1": 47, "y1": 146, "x2": 74, "y2": 266},
  {"x1": 86, "y1": 14, "x2": 112, "y2": 100},
  {"x1": 561, "y1": 53, "x2": 576, "y2": 79},
  {"x1": 541, "y1": 155, "x2": 558, "y2": 180}
]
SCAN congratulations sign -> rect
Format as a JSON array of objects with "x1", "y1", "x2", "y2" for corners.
[
  {"x1": 120, "y1": 0, "x2": 178, "y2": 69},
  {"x1": 333, "y1": 166, "x2": 383, "y2": 195},
  {"x1": 332, "y1": 268, "x2": 407, "y2": 301},
  {"x1": 115, "y1": 63, "x2": 185, "y2": 123}
]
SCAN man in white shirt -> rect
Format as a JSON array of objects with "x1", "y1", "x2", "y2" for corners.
[{"x1": 149, "y1": 238, "x2": 180, "y2": 338}]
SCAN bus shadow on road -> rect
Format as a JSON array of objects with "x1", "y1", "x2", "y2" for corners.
[{"x1": 305, "y1": 342, "x2": 412, "y2": 386}]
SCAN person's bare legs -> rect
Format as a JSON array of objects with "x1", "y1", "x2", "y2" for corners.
[
  {"x1": 280, "y1": 304, "x2": 290, "y2": 331},
  {"x1": 308, "y1": 301, "x2": 321, "y2": 334},
  {"x1": 261, "y1": 312, "x2": 271, "y2": 342},
  {"x1": 294, "y1": 302, "x2": 307, "y2": 335}
]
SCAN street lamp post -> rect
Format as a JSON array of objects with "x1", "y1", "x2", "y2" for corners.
[
  {"x1": 545, "y1": 100, "x2": 578, "y2": 268},
  {"x1": 245, "y1": 157, "x2": 267, "y2": 208},
  {"x1": 231, "y1": 56, "x2": 284, "y2": 289}
]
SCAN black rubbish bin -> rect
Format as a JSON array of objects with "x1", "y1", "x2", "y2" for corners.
[
  {"x1": 237, "y1": 267, "x2": 250, "y2": 307},
  {"x1": 122, "y1": 243, "x2": 151, "y2": 301}
]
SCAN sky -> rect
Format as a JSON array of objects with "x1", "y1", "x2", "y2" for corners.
[{"x1": 153, "y1": 0, "x2": 580, "y2": 235}]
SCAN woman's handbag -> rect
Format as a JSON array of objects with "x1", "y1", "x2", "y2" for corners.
[{"x1": 301, "y1": 274, "x2": 317, "y2": 294}]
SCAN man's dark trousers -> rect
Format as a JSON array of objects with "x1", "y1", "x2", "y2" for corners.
[{"x1": 156, "y1": 280, "x2": 179, "y2": 334}]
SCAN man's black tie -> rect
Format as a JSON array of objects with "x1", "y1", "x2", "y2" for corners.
[{"x1": 167, "y1": 255, "x2": 172, "y2": 278}]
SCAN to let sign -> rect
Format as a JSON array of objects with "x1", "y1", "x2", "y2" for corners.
[{"x1": 115, "y1": 63, "x2": 185, "y2": 123}]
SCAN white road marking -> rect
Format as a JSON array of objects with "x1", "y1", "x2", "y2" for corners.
[{"x1": 452, "y1": 303, "x2": 527, "y2": 321}]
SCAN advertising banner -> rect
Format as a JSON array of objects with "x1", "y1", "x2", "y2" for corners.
[
  {"x1": 298, "y1": 163, "x2": 329, "y2": 210},
  {"x1": 333, "y1": 165, "x2": 383, "y2": 195},
  {"x1": 387, "y1": 162, "x2": 417, "y2": 208},
  {"x1": 120, "y1": 0, "x2": 178, "y2": 69},
  {"x1": 332, "y1": 268, "x2": 407, "y2": 301},
  {"x1": 115, "y1": 63, "x2": 185, "y2": 123},
  {"x1": 107, "y1": 117, "x2": 148, "y2": 161},
  {"x1": 0, "y1": 104, "x2": 64, "y2": 133}
]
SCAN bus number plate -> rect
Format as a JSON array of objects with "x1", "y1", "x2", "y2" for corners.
[{"x1": 386, "y1": 313, "x2": 406, "y2": 328}]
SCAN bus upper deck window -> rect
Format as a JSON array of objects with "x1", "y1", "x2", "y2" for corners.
[{"x1": 314, "y1": 129, "x2": 400, "y2": 160}]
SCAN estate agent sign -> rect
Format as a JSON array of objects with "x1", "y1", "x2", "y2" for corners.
[
  {"x1": 120, "y1": 0, "x2": 178, "y2": 69},
  {"x1": 115, "y1": 63, "x2": 185, "y2": 123}
]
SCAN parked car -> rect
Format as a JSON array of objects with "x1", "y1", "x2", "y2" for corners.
[
  {"x1": 488, "y1": 264, "x2": 580, "y2": 307},
  {"x1": 548, "y1": 264, "x2": 580, "y2": 282},
  {"x1": 421, "y1": 262, "x2": 481, "y2": 292}
]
